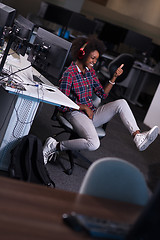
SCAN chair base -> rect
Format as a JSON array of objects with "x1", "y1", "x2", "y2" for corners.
[{"x1": 54, "y1": 149, "x2": 92, "y2": 175}]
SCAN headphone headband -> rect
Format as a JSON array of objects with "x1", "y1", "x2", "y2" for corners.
[
  {"x1": 80, "y1": 42, "x2": 88, "y2": 50},
  {"x1": 78, "y1": 42, "x2": 88, "y2": 60}
]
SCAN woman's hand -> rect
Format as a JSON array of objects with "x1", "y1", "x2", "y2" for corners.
[
  {"x1": 104, "y1": 64, "x2": 124, "y2": 95},
  {"x1": 79, "y1": 104, "x2": 94, "y2": 119},
  {"x1": 113, "y1": 64, "x2": 124, "y2": 78}
]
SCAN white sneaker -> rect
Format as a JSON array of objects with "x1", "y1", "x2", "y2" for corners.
[
  {"x1": 134, "y1": 126, "x2": 159, "y2": 151},
  {"x1": 43, "y1": 137, "x2": 58, "y2": 164}
]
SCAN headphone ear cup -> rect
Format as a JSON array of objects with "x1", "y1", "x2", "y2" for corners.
[{"x1": 78, "y1": 48, "x2": 85, "y2": 59}]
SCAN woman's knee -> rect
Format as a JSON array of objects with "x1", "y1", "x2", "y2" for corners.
[
  {"x1": 116, "y1": 98, "x2": 128, "y2": 106},
  {"x1": 87, "y1": 138, "x2": 100, "y2": 151},
  {"x1": 115, "y1": 99, "x2": 129, "y2": 112}
]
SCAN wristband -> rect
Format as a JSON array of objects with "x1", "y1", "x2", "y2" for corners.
[{"x1": 109, "y1": 80, "x2": 115, "y2": 85}]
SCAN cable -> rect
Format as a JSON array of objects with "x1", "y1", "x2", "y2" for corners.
[{"x1": 0, "y1": 64, "x2": 32, "y2": 81}]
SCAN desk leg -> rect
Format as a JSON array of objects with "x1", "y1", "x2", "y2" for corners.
[
  {"x1": 0, "y1": 96, "x2": 39, "y2": 171},
  {"x1": 124, "y1": 69, "x2": 147, "y2": 106},
  {"x1": 129, "y1": 72, "x2": 148, "y2": 106}
]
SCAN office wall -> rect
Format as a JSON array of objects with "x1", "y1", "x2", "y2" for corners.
[
  {"x1": 107, "y1": 0, "x2": 160, "y2": 27},
  {"x1": 81, "y1": 0, "x2": 160, "y2": 45},
  {"x1": 59, "y1": 0, "x2": 85, "y2": 12}
]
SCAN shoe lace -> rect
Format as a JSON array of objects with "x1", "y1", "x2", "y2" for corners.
[
  {"x1": 136, "y1": 132, "x2": 147, "y2": 143},
  {"x1": 44, "y1": 150, "x2": 59, "y2": 162},
  {"x1": 52, "y1": 150, "x2": 59, "y2": 162}
]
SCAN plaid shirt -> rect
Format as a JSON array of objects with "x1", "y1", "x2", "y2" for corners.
[{"x1": 58, "y1": 62, "x2": 107, "y2": 113}]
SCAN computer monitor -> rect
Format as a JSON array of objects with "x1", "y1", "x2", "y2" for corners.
[
  {"x1": 0, "y1": 14, "x2": 34, "y2": 74},
  {"x1": 38, "y1": 1, "x2": 73, "y2": 27},
  {"x1": 0, "y1": 3, "x2": 16, "y2": 46},
  {"x1": 11, "y1": 15, "x2": 35, "y2": 56},
  {"x1": 98, "y1": 20, "x2": 128, "y2": 45},
  {"x1": 0, "y1": 15, "x2": 34, "y2": 75},
  {"x1": 97, "y1": 19, "x2": 128, "y2": 51},
  {"x1": 27, "y1": 27, "x2": 72, "y2": 86},
  {"x1": 93, "y1": 19, "x2": 105, "y2": 36},
  {"x1": 68, "y1": 12, "x2": 97, "y2": 35},
  {"x1": 124, "y1": 30, "x2": 153, "y2": 55}
]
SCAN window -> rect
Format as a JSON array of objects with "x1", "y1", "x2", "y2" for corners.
[{"x1": 89, "y1": 0, "x2": 108, "y2": 6}]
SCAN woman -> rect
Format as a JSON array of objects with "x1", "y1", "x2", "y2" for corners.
[{"x1": 43, "y1": 36, "x2": 159, "y2": 164}]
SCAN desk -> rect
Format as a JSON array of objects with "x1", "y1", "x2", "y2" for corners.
[
  {"x1": 0, "y1": 55, "x2": 79, "y2": 171},
  {"x1": 122, "y1": 62, "x2": 160, "y2": 106},
  {"x1": 144, "y1": 82, "x2": 160, "y2": 131},
  {"x1": 0, "y1": 176, "x2": 142, "y2": 240}
]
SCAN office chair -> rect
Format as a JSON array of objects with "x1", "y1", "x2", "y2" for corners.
[
  {"x1": 79, "y1": 157, "x2": 150, "y2": 206},
  {"x1": 98, "y1": 53, "x2": 135, "y2": 99}
]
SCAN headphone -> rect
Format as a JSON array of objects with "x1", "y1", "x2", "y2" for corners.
[{"x1": 78, "y1": 42, "x2": 88, "y2": 60}]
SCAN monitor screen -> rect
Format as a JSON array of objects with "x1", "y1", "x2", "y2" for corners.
[
  {"x1": 124, "y1": 30, "x2": 153, "y2": 55},
  {"x1": 68, "y1": 12, "x2": 97, "y2": 35},
  {"x1": 11, "y1": 15, "x2": 35, "y2": 56},
  {"x1": 0, "y1": 3, "x2": 16, "y2": 46},
  {"x1": 38, "y1": 1, "x2": 73, "y2": 27},
  {"x1": 27, "y1": 27, "x2": 72, "y2": 86},
  {"x1": 98, "y1": 20, "x2": 128, "y2": 45}
]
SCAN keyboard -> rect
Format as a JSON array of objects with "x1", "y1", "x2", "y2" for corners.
[{"x1": 63, "y1": 212, "x2": 131, "y2": 239}]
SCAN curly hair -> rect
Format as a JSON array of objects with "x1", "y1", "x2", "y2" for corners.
[{"x1": 71, "y1": 35, "x2": 106, "y2": 62}]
